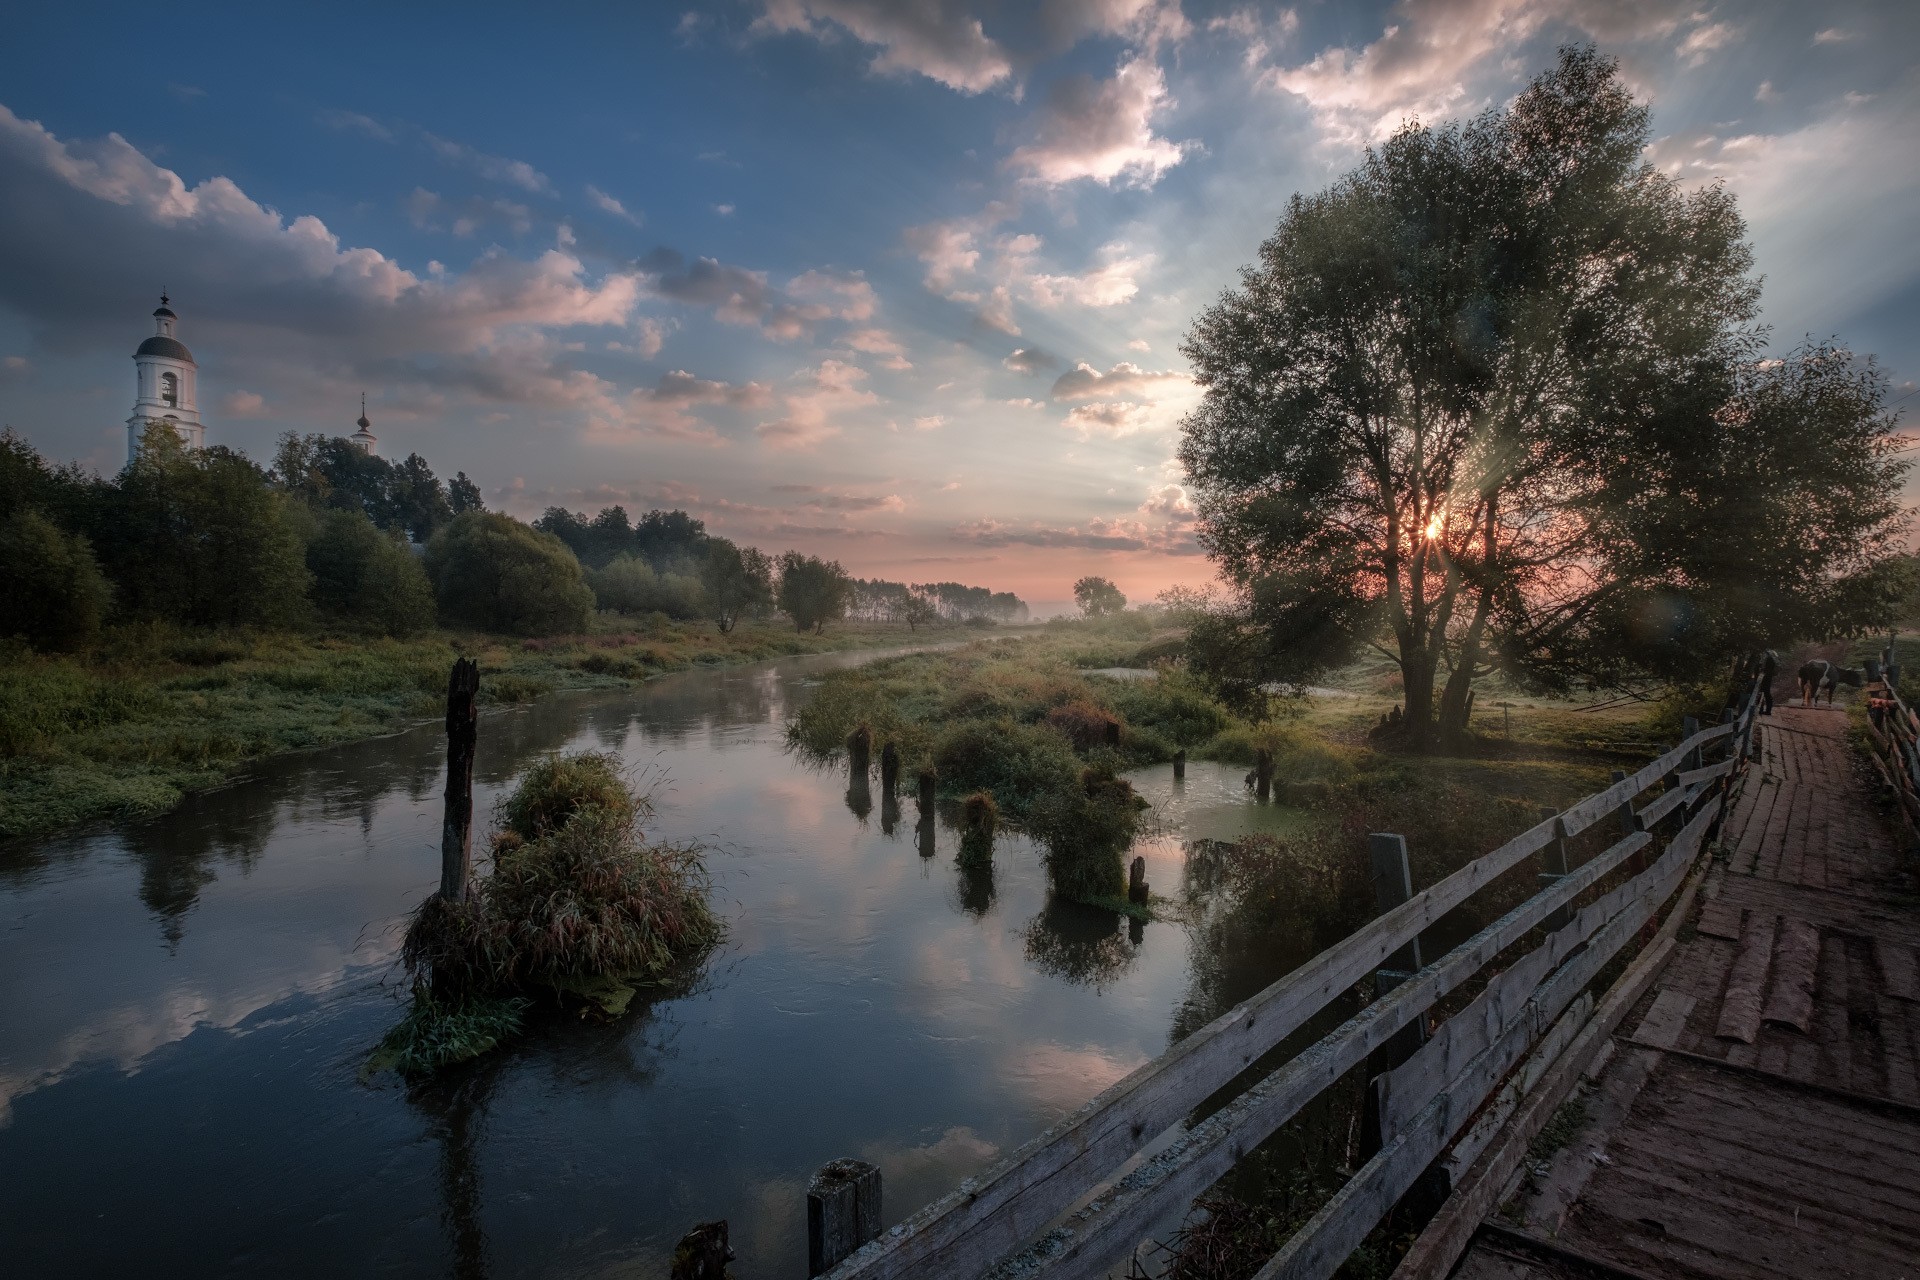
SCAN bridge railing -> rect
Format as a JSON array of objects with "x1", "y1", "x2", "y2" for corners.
[{"x1": 811, "y1": 677, "x2": 1764, "y2": 1280}]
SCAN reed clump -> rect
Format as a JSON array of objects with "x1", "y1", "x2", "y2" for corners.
[{"x1": 378, "y1": 751, "x2": 723, "y2": 1075}]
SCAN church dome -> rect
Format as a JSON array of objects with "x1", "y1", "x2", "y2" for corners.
[{"x1": 136, "y1": 334, "x2": 194, "y2": 361}]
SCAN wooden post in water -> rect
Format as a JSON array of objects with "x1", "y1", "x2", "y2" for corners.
[
  {"x1": 670, "y1": 1221, "x2": 733, "y2": 1280},
  {"x1": 1128, "y1": 855, "x2": 1149, "y2": 906},
  {"x1": 1254, "y1": 747, "x2": 1274, "y2": 802},
  {"x1": 879, "y1": 741, "x2": 899, "y2": 795},
  {"x1": 807, "y1": 1158, "x2": 881, "y2": 1276},
  {"x1": 847, "y1": 724, "x2": 872, "y2": 779},
  {"x1": 439, "y1": 658, "x2": 480, "y2": 902},
  {"x1": 1172, "y1": 748, "x2": 1186, "y2": 781},
  {"x1": 916, "y1": 767, "x2": 936, "y2": 817},
  {"x1": 1537, "y1": 805, "x2": 1571, "y2": 932}
]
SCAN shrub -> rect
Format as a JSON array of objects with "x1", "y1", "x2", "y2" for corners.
[
  {"x1": 305, "y1": 508, "x2": 435, "y2": 636},
  {"x1": 0, "y1": 508, "x2": 113, "y2": 651},
  {"x1": 1110, "y1": 671, "x2": 1230, "y2": 746},
  {"x1": 1028, "y1": 765, "x2": 1145, "y2": 903},
  {"x1": 425, "y1": 511, "x2": 594, "y2": 636},
  {"x1": 930, "y1": 718, "x2": 1080, "y2": 815},
  {"x1": 497, "y1": 751, "x2": 634, "y2": 839},
  {"x1": 1045, "y1": 700, "x2": 1120, "y2": 751},
  {"x1": 959, "y1": 790, "x2": 998, "y2": 868}
]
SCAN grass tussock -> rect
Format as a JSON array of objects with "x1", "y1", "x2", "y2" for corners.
[{"x1": 380, "y1": 751, "x2": 723, "y2": 1076}]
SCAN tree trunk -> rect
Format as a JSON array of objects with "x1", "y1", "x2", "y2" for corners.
[{"x1": 1400, "y1": 650, "x2": 1438, "y2": 749}]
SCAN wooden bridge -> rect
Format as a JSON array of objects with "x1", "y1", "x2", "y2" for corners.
[{"x1": 775, "y1": 664, "x2": 1919, "y2": 1280}]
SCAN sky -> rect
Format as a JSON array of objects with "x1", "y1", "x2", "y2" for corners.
[{"x1": 1, "y1": 1, "x2": 1916, "y2": 610}]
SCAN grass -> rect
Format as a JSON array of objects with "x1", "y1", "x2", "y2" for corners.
[{"x1": 0, "y1": 614, "x2": 938, "y2": 839}]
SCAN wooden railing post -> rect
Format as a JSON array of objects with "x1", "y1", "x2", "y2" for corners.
[
  {"x1": 439, "y1": 658, "x2": 480, "y2": 902},
  {"x1": 1536, "y1": 806, "x2": 1571, "y2": 932},
  {"x1": 808, "y1": 1159, "x2": 881, "y2": 1276},
  {"x1": 1363, "y1": 832, "x2": 1427, "y2": 1157},
  {"x1": 1683, "y1": 715, "x2": 1701, "y2": 771}
]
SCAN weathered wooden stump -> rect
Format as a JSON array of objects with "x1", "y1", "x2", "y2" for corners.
[
  {"x1": 1254, "y1": 747, "x2": 1274, "y2": 802},
  {"x1": 670, "y1": 1220, "x2": 733, "y2": 1280},
  {"x1": 879, "y1": 741, "x2": 899, "y2": 795},
  {"x1": 807, "y1": 1158, "x2": 881, "y2": 1276},
  {"x1": 440, "y1": 658, "x2": 481, "y2": 903},
  {"x1": 916, "y1": 767, "x2": 936, "y2": 817},
  {"x1": 1172, "y1": 749, "x2": 1185, "y2": 781},
  {"x1": 1128, "y1": 855, "x2": 1149, "y2": 906},
  {"x1": 916, "y1": 816, "x2": 935, "y2": 859},
  {"x1": 847, "y1": 724, "x2": 871, "y2": 779}
]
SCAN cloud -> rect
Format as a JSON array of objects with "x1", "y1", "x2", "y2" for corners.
[
  {"x1": 904, "y1": 217, "x2": 986, "y2": 292},
  {"x1": 841, "y1": 326, "x2": 911, "y2": 369},
  {"x1": 1811, "y1": 27, "x2": 1853, "y2": 45},
  {"x1": 1003, "y1": 346, "x2": 1059, "y2": 373},
  {"x1": 1006, "y1": 56, "x2": 1192, "y2": 188},
  {"x1": 1127, "y1": 338, "x2": 1151, "y2": 352},
  {"x1": 787, "y1": 267, "x2": 878, "y2": 322},
  {"x1": 1049, "y1": 360, "x2": 1190, "y2": 401},
  {"x1": 755, "y1": 0, "x2": 1013, "y2": 93},
  {"x1": 1028, "y1": 249, "x2": 1149, "y2": 308},
  {"x1": 757, "y1": 359, "x2": 879, "y2": 449},
  {"x1": 316, "y1": 108, "x2": 394, "y2": 142},
  {"x1": 406, "y1": 187, "x2": 535, "y2": 236},
  {"x1": 714, "y1": 202, "x2": 736, "y2": 216},
  {"x1": 167, "y1": 83, "x2": 207, "y2": 102},
  {"x1": 651, "y1": 369, "x2": 773, "y2": 407},
  {"x1": 1, "y1": 354, "x2": 30, "y2": 381},
  {"x1": 423, "y1": 133, "x2": 553, "y2": 194},
  {"x1": 1675, "y1": 20, "x2": 1737, "y2": 68},
  {"x1": 219, "y1": 389, "x2": 267, "y2": 417},
  {"x1": 585, "y1": 184, "x2": 643, "y2": 226},
  {"x1": 1139, "y1": 482, "x2": 1193, "y2": 519},
  {"x1": 1041, "y1": 0, "x2": 1192, "y2": 51},
  {"x1": 954, "y1": 513, "x2": 1199, "y2": 553},
  {"x1": 772, "y1": 484, "x2": 906, "y2": 512},
  {"x1": 913, "y1": 414, "x2": 946, "y2": 431},
  {"x1": 1062, "y1": 400, "x2": 1156, "y2": 437}
]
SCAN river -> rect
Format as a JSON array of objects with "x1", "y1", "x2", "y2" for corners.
[{"x1": 0, "y1": 648, "x2": 1313, "y2": 1278}]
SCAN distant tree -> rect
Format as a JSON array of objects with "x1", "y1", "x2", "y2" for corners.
[
  {"x1": 1177, "y1": 48, "x2": 1904, "y2": 745},
  {"x1": 588, "y1": 554, "x2": 708, "y2": 618},
  {"x1": 389, "y1": 453, "x2": 452, "y2": 543},
  {"x1": 0, "y1": 507, "x2": 113, "y2": 651},
  {"x1": 106, "y1": 424, "x2": 310, "y2": 627},
  {"x1": 589, "y1": 505, "x2": 636, "y2": 566},
  {"x1": 1073, "y1": 576, "x2": 1127, "y2": 617},
  {"x1": 901, "y1": 591, "x2": 939, "y2": 632},
  {"x1": 700, "y1": 539, "x2": 774, "y2": 632},
  {"x1": 447, "y1": 471, "x2": 485, "y2": 516},
  {"x1": 634, "y1": 508, "x2": 708, "y2": 570},
  {"x1": 425, "y1": 512, "x2": 594, "y2": 636},
  {"x1": 304, "y1": 508, "x2": 436, "y2": 636},
  {"x1": 533, "y1": 506, "x2": 594, "y2": 562},
  {"x1": 0, "y1": 428, "x2": 100, "y2": 533},
  {"x1": 777, "y1": 552, "x2": 853, "y2": 633}
]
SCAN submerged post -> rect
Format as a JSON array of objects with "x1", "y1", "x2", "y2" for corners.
[
  {"x1": 880, "y1": 741, "x2": 899, "y2": 795},
  {"x1": 847, "y1": 724, "x2": 872, "y2": 779},
  {"x1": 1128, "y1": 855, "x2": 1149, "y2": 906},
  {"x1": 439, "y1": 658, "x2": 480, "y2": 902},
  {"x1": 916, "y1": 767, "x2": 936, "y2": 817},
  {"x1": 1172, "y1": 748, "x2": 1186, "y2": 781},
  {"x1": 807, "y1": 1158, "x2": 881, "y2": 1276}
]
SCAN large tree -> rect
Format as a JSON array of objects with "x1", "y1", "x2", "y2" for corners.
[
  {"x1": 1179, "y1": 47, "x2": 1907, "y2": 746},
  {"x1": 776, "y1": 552, "x2": 852, "y2": 633}
]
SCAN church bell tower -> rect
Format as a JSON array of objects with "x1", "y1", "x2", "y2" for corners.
[{"x1": 128, "y1": 293, "x2": 205, "y2": 461}]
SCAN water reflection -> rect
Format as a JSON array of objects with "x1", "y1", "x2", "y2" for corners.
[{"x1": 0, "y1": 648, "x2": 1320, "y2": 1279}]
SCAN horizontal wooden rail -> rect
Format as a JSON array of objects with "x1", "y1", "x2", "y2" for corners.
[{"x1": 826, "y1": 715, "x2": 1743, "y2": 1280}]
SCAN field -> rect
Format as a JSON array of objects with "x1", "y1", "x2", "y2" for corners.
[{"x1": 0, "y1": 615, "x2": 939, "y2": 840}]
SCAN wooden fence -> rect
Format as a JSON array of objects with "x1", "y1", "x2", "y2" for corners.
[{"x1": 804, "y1": 677, "x2": 1763, "y2": 1280}]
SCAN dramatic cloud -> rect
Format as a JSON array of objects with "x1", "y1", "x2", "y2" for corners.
[
  {"x1": 755, "y1": 0, "x2": 1013, "y2": 93},
  {"x1": 1028, "y1": 250, "x2": 1148, "y2": 308},
  {"x1": 1003, "y1": 346, "x2": 1059, "y2": 374},
  {"x1": 637, "y1": 253, "x2": 875, "y2": 340},
  {"x1": 1049, "y1": 360, "x2": 1190, "y2": 401},
  {"x1": 842, "y1": 326, "x2": 912, "y2": 369},
  {"x1": 1006, "y1": 56, "x2": 1193, "y2": 188},
  {"x1": 757, "y1": 359, "x2": 879, "y2": 449},
  {"x1": 1676, "y1": 20, "x2": 1738, "y2": 68},
  {"x1": 1062, "y1": 400, "x2": 1155, "y2": 437}
]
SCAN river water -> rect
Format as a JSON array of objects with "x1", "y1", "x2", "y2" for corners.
[{"x1": 0, "y1": 649, "x2": 1311, "y2": 1279}]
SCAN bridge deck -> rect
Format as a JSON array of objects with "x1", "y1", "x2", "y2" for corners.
[{"x1": 1448, "y1": 704, "x2": 1920, "y2": 1280}]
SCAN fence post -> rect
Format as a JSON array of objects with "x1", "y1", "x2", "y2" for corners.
[
  {"x1": 1683, "y1": 715, "x2": 1701, "y2": 771},
  {"x1": 808, "y1": 1158, "x2": 882, "y2": 1276},
  {"x1": 439, "y1": 658, "x2": 480, "y2": 902},
  {"x1": 1363, "y1": 832, "x2": 1425, "y2": 1157},
  {"x1": 1536, "y1": 806, "x2": 1571, "y2": 932}
]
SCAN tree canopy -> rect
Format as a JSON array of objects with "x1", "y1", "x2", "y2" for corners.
[
  {"x1": 1073, "y1": 576, "x2": 1127, "y2": 617},
  {"x1": 425, "y1": 512, "x2": 595, "y2": 636},
  {"x1": 777, "y1": 552, "x2": 853, "y2": 633},
  {"x1": 1178, "y1": 46, "x2": 1909, "y2": 745}
]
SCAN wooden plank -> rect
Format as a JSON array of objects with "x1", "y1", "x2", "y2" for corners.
[
  {"x1": 999, "y1": 831, "x2": 1661, "y2": 1280},
  {"x1": 1676, "y1": 759, "x2": 1735, "y2": 789},
  {"x1": 1715, "y1": 911, "x2": 1777, "y2": 1043},
  {"x1": 1696, "y1": 899, "x2": 1742, "y2": 941},
  {"x1": 1879, "y1": 939, "x2": 1919, "y2": 1002},
  {"x1": 1441, "y1": 993, "x2": 1593, "y2": 1189},
  {"x1": 1558, "y1": 730, "x2": 1725, "y2": 837},
  {"x1": 824, "y1": 788, "x2": 1581, "y2": 1279},
  {"x1": 1762, "y1": 918, "x2": 1820, "y2": 1034},
  {"x1": 1635, "y1": 989, "x2": 1697, "y2": 1050}
]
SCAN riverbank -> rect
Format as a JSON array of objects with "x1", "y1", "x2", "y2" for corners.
[{"x1": 0, "y1": 616, "x2": 960, "y2": 839}]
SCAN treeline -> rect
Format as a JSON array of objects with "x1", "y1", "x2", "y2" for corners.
[
  {"x1": 0, "y1": 427, "x2": 1029, "y2": 651},
  {"x1": 847, "y1": 579, "x2": 1028, "y2": 628}
]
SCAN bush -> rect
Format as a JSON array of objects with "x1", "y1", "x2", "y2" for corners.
[
  {"x1": 1109, "y1": 671, "x2": 1229, "y2": 746},
  {"x1": 589, "y1": 555, "x2": 708, "y2": 619},
  {"x1": 1045, "y1": 700, "x2": 1120, "y2": 750},
  {"x1": 1029, "y1": 765, "x2": 1144, "y2": 902},
  {"x1": 305, "y1": 508, "x2": 435, "y2": 636},
  {"x1": 497, "y1": 751, "x2": 634, "y2": 839},
  {"x1": 930, "y1": 718, "x2": 1081, "y2": 815},
  {"x1": 0, "y1": 508, "x2": 112, "y2": 651},
  {"x1": 425, "y1": 511, "x2": 594, "y2": 636}
]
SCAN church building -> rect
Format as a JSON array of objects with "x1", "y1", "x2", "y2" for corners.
[{"x1": 127, "y1": 293, "x2": 203, "y2": 460}]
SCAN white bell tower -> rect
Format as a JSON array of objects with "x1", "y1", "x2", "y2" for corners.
[{"x1": 128, "y1": 292, "x2": 205, "y2": 461}]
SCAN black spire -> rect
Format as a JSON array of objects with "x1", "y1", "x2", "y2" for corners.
[{"x1": 356, "y1": 392, "x2": 371, "y2": 431}]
